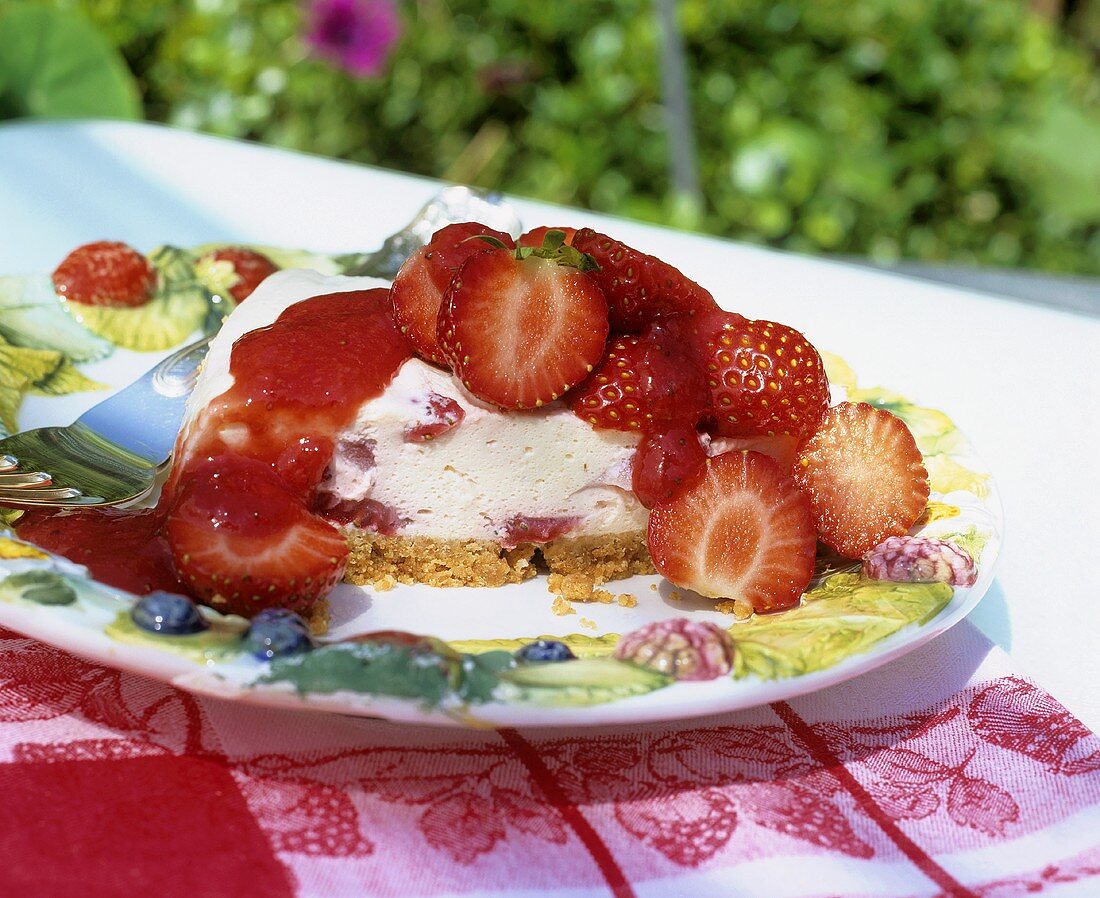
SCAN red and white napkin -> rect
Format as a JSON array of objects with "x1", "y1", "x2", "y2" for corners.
[{"x1": 0, "y1": 620, "x2": 1097, "y2": 898}]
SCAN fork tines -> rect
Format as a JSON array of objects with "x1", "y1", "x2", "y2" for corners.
[{"x1": 0, "y1": 456, "x2": 82, "y2": 505}]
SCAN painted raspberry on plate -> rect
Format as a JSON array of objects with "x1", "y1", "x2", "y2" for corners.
[
  {"x1": 862, "y1": 535, "x2": 977, "y2": 587},
  {"x1": 614, "y1": 618, "x2": 735, "y2": 681}
]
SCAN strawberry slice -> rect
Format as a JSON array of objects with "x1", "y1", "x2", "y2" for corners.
[
  {"x1": 437, "y1": 232, "x2": 609, "y2": 409},
  {"x1": 519, "y1": 226, "x2": 577, "y2": 247},
  {"x1": 403, "y1": 392, "x2": 465, "y2": 441},
  {"x1": 52, "y1": 240, "x2": 157, "y2": 308},
  {"x1": 391, "y1": 222, "x2": 515, "y2": 365},
  {"x1": 793, "y1": 402, "x2": 931, "y2": 558},
  {"x1": 571, "y1": 228, "x2": 718, "y2": 332},
  {"x1": 632, "y1": 422, "x2": 708, "y2": 508},
  {"x1": 648, "y1": 450, "x2": 817, "y2": 612},
  {"x1": 570, "y1": 321, "x2": 709, "y2": 432},
  {"x1": 690, "y1": 312, "x2": 829, "y2": 439},
  {"x1": 198, "y1": 247, "x2": 278, "y2": 302},
  {"x1": 166, "y1": 455, "x2": 348, "y2": 617}
]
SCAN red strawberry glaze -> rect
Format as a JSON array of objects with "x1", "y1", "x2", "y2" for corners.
[
  {"x1": 173, "y1": 289, "x2": 411, "y2": 493},
  {"x1": 16, "y1": 507, "x2": 185, "y2": 597},
  {"x1": 18, "y1": 289, "x2": 414, "y2": 601}
]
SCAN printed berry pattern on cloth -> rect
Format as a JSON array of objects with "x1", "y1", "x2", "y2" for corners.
[{"x1": 0, "y1": 622, "x2": 1098, "y2": 898}]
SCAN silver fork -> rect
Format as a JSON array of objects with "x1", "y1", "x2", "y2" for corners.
[{"x1": 0, "y1": 186, "x2": 521, "y2": 508}]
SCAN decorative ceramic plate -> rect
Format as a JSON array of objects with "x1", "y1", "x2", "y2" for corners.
[{"x1": 0, "y1": 233, "x2": 1002, "y2": 727}]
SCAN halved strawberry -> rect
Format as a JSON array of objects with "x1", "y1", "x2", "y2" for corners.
[
  {"x1": 632, "y1": 422, "x2": 708, "y2": 508},
  {"x1": 519, "y1": 226, "x2": 577, "y2": 247},
  {"x1": 793, "y1": 402, "x2": 930, "y2": 558},
  {"x1": 197, "y1": 247, "x2": 278, "y2": 302},
  {"x1": 437, "y1": 234, "x2": 609, "y2": 409},
  {"x1": 570, "y1": 322, "x2": 709, "y2": 432},
  {"x1": 571, "y1": 228, "x2": 718, "y2": 332},
  {"x1": 52, "y1": 240, "x2": 157, "y2": 308},
  {"x1": 647, "y1": 450, "x2": 817, "y2": 612},
  {"x1": 691, "y1": 312, "x2": 829, "y2": 439},
  {"x1": 166, "y1": 455, "x2": 348, "y2": 617},
  {"x1": 390, "y1": 222, "x2": 515, "y2": 365}
]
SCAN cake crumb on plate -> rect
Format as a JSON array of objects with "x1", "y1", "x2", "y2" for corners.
[
  {"x1": 716, "y1": 598, "x2": 754, "y2": 619},
  {"x1": 551, "y1": 595, "x2": 575, "y2": 616}
]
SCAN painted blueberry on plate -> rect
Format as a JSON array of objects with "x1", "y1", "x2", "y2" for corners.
[
  {"x1": 515, "y1": 639, "x2": 575, "y2": 664},
  {"x1": 132, "y1": 591, "x2": 209, "y2": 635},
  {"x1": 245, "y1": 608, "x2": 315, "y2": 661}
]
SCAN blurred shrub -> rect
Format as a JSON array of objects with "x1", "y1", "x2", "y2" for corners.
[{"x1": 59, "y1": 0, "x2": 1100, "y2": 272}]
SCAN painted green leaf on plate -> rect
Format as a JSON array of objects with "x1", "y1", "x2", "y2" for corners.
[
  {"x1": 261, "y1": 639, "x2": 464, "y2": 706},
  {"x1": 925, "y1": 454, "x2": 990, "y2": 498},
  {"x1": 938, "y1": 526, "x2": 991, "y2": 562},
  {"x1": 500, "y1": 657, "x2": 671, "y2": 706},
  {"x1": 820, "y1": 351, "x2": 858, "y2": 391},
  {"x1": 448, "y1": 632, "x2": 620, "y2": 658},
  {"x1": 0, "y1": 338, "x2": 64, "y2": 433},
  {"x1": 731, "y1": 573, "x2": 952, "y2": 681},
  {"x1": 0, "y1": 570, "x2": 76, "y2": 606},
  {"x1": 0, "y1": 275, "x2": 113, "y2": 362},
  {"x1": 457, "y1": 651, "x2": 515, "y2": 704},
  {"x1": 29, "y1": 360, "x2": 107, "y2": 397},
  {"x1": 63, "y1": 246, "x2": 210, "y2": 351}
]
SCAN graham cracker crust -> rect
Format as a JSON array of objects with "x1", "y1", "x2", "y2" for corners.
[
  {"x1": 343, "y1": 529, "x2": 654, "y2": 590},
  {"x1": 540, "y1": 532, "x2": 655, "y2": 583}
]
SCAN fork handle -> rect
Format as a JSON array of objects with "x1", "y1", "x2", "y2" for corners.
[{"x1": 151, "y1": 335, "x2": 212, "y2": 398}]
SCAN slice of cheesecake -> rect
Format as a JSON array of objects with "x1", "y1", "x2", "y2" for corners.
[{"x1": 177, "y1": 269, "x2": 653, "y2": 591}]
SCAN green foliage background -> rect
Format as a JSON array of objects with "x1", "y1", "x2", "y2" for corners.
[{"x1": 30, "y1": 0, "x2": 1100, "y2": 273}]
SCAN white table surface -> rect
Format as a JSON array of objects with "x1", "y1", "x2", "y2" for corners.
[{"x1": 2, "y1": 120, "x2": 1098, "y2": 729}]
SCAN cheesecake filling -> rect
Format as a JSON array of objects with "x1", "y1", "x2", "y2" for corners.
[
  {"x1": 317, "y1": 357, "x2": 646, "y2": 541},
  {"x1": 184, "y1": 269, "x2": 648, "y2": 545}
]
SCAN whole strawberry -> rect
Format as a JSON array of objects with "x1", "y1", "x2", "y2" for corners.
[
  {"x1": 570, "y1": 321, "x2": 709, "y2": 432},
  {"x1": 391, "y1": 222, "x2": 516, "y2": 365},
  {"x1": 691, "y1": 312, "x2": 829, "y2": 439},
  {"x1": 52, "y1": 240, "x2": 157, "y2": 308},
  {"x1": 197, "y1": 247, "x2": 279, "y2": 302},
  {"x1": 438, "y1": 230, "x2": 609, "y2": 409},
  {"x1": 632, "y1": 422, "x2": 708, "y2": 508},
  {"x1": 571, "y1": 228, "x2": 718, "y2": 332}
]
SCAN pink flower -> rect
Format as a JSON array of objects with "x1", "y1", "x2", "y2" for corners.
[{"x1": 304, "y1": 0, "x2": 401, "y2": 78}]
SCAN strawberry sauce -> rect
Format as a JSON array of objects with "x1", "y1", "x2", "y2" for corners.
[
  {"x1": 20, "y1": 289, "x2": 412, "y2": 602},
  {"x1": 16, "y1": 507, "x2": 185, "y2": 597},
  {"x1": 174, "y1": 289, "x2": 411, "y2": 499}
]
